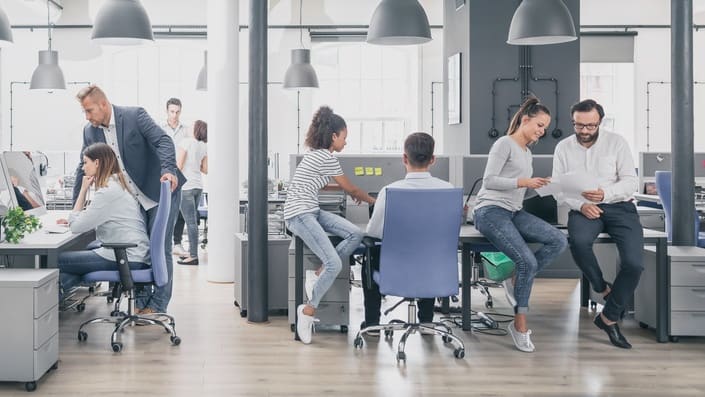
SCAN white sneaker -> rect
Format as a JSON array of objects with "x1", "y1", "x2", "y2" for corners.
[
  {"x1": 502, "y1": 278, "x2": 517, "y2": 308},
  {"x1": 172, "y1": 244, "x2": 187, "y2": 256},
  {"x1": 296, "y1": 304, "x2": 315, "y2": 344},
  {"x1": 305, "y1": 270, "x2": 320, "y2": 301},
  {"x1": 419, "y1": 323, "x2": 436, "y2": 335},
  {"x1": 508, "y1": 320, "x2": 535, "y2": 352}
]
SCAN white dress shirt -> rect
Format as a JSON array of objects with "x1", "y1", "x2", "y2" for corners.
[
  {"x1": 552, "y1": 130, "x2": 638, "y2": 211},
  {"x1": 366, "y1": 172, "x2": 454, "y2": 239},
  {"x1": 161, "y1": 120, "x2": 188, "y2": 149}
]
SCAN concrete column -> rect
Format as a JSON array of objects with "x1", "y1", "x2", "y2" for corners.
[
  {"x1": 207, "y1": 0, "x2": 239, "y2": 282},
  {"x1": 671, "y1": 0, "x2": 696, "y2": 246}
]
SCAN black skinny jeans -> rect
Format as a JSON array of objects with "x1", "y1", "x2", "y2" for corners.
[{"x1": 568, "y1": 201, "x2": 644, "y2": 322}]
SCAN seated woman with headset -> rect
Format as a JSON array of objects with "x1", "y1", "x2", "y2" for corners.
[{"x1": 56, "y1": 143, "x2": 150, "y2": 297}]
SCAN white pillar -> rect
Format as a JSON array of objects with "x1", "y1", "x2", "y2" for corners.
[{"x1": 207, "y1": 0, "x2": 238, "y2": 282}]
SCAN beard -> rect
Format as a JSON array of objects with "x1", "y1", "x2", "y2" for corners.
[{"x1": 577, "y1": 128, "x2": 599, "y2": 144}]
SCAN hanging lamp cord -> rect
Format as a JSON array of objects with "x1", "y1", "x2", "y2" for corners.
[
  {"x1": 47, "y1": 0, "x2": 52, "y2": 51},
  {"x1": 299, "y1": 0, "x2": 305, "y2": 48}
]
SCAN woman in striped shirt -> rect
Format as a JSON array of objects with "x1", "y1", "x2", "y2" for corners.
[{"x1": 285, "y1": 106, "x2": 376, "y2": 345}]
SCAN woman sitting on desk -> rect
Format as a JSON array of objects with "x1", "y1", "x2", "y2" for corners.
[
  {"x1": 472, "y1": 96, "x2": 568, "y2": 353},
  {"x1": 56, "y1": 143, "x2": 150, "y2": 297}
]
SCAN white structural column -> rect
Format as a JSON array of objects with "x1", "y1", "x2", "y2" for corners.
[{"x1": 207, "y1": 0, "x2": 239, "y2": 282}]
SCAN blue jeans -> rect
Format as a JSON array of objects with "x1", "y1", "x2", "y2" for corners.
[
  {"x1": 58, "y1": 250, "x2": 149, "y2": 296},
  {"x1": 180, "y1": 188, "x2": 203, "y2": 258},
  {"x1": 137, "y1": 187, "x2": 182, "y2": 313},
  {"x1": 474, "y1": 205, "x2": 568, "y2": 313},
  {"x1": 285, "y1": 209, "x2": 363, "y2": 308}
]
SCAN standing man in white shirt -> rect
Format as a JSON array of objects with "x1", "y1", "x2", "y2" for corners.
[
  {"x1": 552, "y1": 99, "x2": 641, "y2": 349},
  {"x1": 162, "y1": 98, "x2": 189, "y2": 257}
]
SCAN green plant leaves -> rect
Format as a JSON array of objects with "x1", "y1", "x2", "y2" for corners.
[{"x1": 1, "y1": 207, "x2": 42, "y2": 243}]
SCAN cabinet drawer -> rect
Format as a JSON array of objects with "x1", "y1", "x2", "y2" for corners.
[
  {"x1": 288, "y1": 255, "x2": 350, "y2": 278},
  {"x1": 34, "y1": 305, "x2": 58, "y2": 349},
  {"x1": 34, "y1": 279, "x2": 58, "y2": 318},
  {"x1": 671, "y1": 261, "x2": 705, "y2": 286},
  {"x1": 288, "y1": 278, "x2": 350, "y2": 302},
  {"x1": 288, "y1": 300, "x2": 349, "y2": 327},
  {"x1": 670, "y1": 312, "x2": 705, "y2": 336},
  {"x1": 670, "y1": 287, "x2": 705, "y2": 311},
  {"x1": 33, "y1": 334, "x2": 58, "y2": 380}
]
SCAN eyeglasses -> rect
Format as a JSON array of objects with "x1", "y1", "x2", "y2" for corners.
[{"x1": 572, "y1": 122, "x2": 600, "y2": 132}]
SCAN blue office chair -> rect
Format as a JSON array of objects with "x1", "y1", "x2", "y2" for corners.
[
  {"x1": 354, "y1": 188, "x2": 466, "y2": 361},
  {"x1": 654, "y1": 171, "x2": 705, "y2": 247},
  {"x1": 76, "y1": 181, "x2": 181, "y2": 352}
]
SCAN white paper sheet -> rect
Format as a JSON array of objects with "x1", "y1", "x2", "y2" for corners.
[{"x1": 534, "y1": 172, "x2": 599, "y2": 200}]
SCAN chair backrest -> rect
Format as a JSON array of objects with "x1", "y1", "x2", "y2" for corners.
[
  {"x1": 655, "y1": 171, "x2": 699, "y2": 242},
  {"x1": 377, "y1": 188, "x2": 463, "y2": 298},
  {"x1": 150, "y1": 181, "x2": 172, "y2": 287}
]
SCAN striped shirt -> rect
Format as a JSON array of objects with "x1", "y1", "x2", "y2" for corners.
[{"x1": 284, "y1": 149, "x2": 343, "y2": 219}]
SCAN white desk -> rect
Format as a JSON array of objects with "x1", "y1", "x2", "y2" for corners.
[
  {"x1": 458, "y1": 225, "x2": 670, "y2": 342},
  {"x1": 0, "y1": 211, "x2": 95, "y2": 269}
]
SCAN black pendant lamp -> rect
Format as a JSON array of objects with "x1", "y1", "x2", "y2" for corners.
[{"x1": 507, "y1": 0, "x2": 577, "y2": 45}]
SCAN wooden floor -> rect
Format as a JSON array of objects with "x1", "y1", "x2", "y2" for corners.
[{"x1": 3, "y1": 252, "x2": 705, "y2": 396}]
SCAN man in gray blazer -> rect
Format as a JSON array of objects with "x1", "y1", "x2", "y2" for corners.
[{"x1": 74, "y1": 85, "x2": 186, "y2": 315}]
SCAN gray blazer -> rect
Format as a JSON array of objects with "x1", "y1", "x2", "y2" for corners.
[{"x1": 73, "y1": 105, "x2": 186, "y2": 203}]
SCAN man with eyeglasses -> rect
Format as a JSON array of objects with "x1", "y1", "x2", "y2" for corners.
[{"x1": 552, "y1": 99, "x2": 641, "y2": 349}]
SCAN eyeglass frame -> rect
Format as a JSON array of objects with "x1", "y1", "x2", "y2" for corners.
[{"x1": 572, "y1": 121, "x2": 600, "y2": 132}]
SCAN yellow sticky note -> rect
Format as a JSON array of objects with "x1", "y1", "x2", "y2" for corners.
[
  {"x1": 365, "y1": 167, "x2": 374, "y2": 176},
  {"x1": 354, "y1": 167, "x2": 364, "y2": 176},
  {"x1": 374, "y1": 167, "x2": 382, "y2": 176}
]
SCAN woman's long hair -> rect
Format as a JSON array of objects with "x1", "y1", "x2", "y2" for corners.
[{"x1": 82, "y1": 143, "x2": 130, "y2": 192}]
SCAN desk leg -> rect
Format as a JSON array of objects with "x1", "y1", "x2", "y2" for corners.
[
  {"x1": 655, "y1": 237, "x2": 669, "y2": 343},
  {"x1": 294, "y1": 236, "x2": 303, "y2": 341},
  {"x1": 461, "y1": 244, "x2": 472, "y2": 331},
  {"x1": 34, "y1": 255, "x2": 40, "y2": 269},
  {"x1": 580, "y1": 274, "x2": 590, "y2": 307}
]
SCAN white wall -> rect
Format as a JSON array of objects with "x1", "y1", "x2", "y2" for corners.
[{"x1": 582, "y1": 0, "x2": 705, "y2": 154}]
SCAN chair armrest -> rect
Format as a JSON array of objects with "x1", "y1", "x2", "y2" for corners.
[
  {"x1": 101, "y1": 242, "x2": 138, "y2": 249},
  {"x1": 101, "y1": 243, "x2": 137, "y2": 290},
  {"x1": 361, "y1": 236, "x2": 382, "y2": 289}
]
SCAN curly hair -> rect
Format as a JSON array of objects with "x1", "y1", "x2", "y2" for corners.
[{"x1": 304, "y1": 106, "x2": 347, "y2": 150}]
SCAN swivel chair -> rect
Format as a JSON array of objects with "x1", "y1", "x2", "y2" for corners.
[
  {"x1": 354, "y1": 188, "x2": 466, "y2": 361},
  {"x1": 76, "y1": 181, "x2": 181, "y2": 352},
  {"x1": 655, "y1": 171, "x2": 705, "y2": 247}
]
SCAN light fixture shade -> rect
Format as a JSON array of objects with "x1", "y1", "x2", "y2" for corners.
[
  {"x1": 366, "y1": 0, "x2": 432, "y2": 45},
  {"x1": 30, "y1": 50, "x2": 66, "y2": 91},
  {"x1": 0, "y1": 6, "x2": 13, "y2": 46},
  {"x1": 196, "y1": 51, "x2": 207, "y2": 91},
  {"x1": 283, "y1": 49, "x2": 319, "y2": 89},
  {"x1": 91, "y1": 0, "x2": 154, "y2": 45},
  {"x1": 507, "y1": 0, "x2": 577, "y2": 45}
]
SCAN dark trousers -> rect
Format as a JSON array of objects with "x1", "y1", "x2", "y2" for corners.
[
  {"x1": 361, "y1": 245, "x2": 435, "y2": 325},
  {"x1": 568, "y1": 201, "x2": 644, "y2": 322},
  {"x1": 173, "y1": 212, "x2": 185, "y2": 245}
]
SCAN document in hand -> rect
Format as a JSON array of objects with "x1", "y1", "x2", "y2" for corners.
[{"x1": 535, "y1": 171, "x2": 600, "y2": 201}]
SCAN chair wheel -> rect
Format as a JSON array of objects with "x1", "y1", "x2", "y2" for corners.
[
  {"x1": 240, "y1": 309, "x2": 247, "y2": 318},
  {"x1": 639, "y1": 322, "x2": 649, "y2": 329},
  {"x1": 76, "y1": 303, "x2": 86, "y2": 312},
  {"x1": 110, "y1": 310, "x2": 121, "y2": 317},
  {"x1": 340, "y1": 325, "x2": 348, "y2": 333},
  {"x1": 290, "y1": 324, "x2": 296, "y2": 333},
  {"x1": 396, "y1": 351, "x2": 406, "y2": 362},
  {"x1": 442, "y1": 335, "x2": 452, "y2": 343},
  {"x1": 669, "y1": 336, "x2": 680, "y2": 343},
  {"x1": 107, "y1": 296, "x2": 114, "y2": 304},
  {"x1": 77, "y1": 331, "x2": 87, "y2": 342},
  {"x1": 111, "y1": 342, "x2": 123, "y2": 353},
  {"x1": 454, "y1": 348, "x2": 465, "y2": 359},
  {"x1": 171, "y1": 336, "x2": 182, "y2": 346},
  {"x1": 590, "y1": 302, "x2": 597, "y2": 310},
  {"x1": 485, "y1": 300, "x2": 493, "y2": 309},
  {"x1": 354, "y1": 336, "x2": 364, "y2": 348},
  {"x1": 384, "y1": 330, "x2": 393, "y2": 339},
  {"x1": 25, "y1": 381, "x2": 37, "y2": 392},
  {"x1": 88, "y1": 286, "x2": 95, "y2": 293}
]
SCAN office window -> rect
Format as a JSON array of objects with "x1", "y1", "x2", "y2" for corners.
[{"x1": 312, "y1": 42, "x2": 416, "y2": 154}]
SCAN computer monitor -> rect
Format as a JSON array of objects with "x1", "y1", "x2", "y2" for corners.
[
  {"x1": 523, "y1": 194, "x2": 559, "y2": 225},
  {"x1": 3, "y1": 151, "x2": 47, "y2": 216}
]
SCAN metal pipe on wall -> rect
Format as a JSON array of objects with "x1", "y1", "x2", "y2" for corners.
[
  {"x1": 247, "y1": 0, "x2": 269, "y2": 322},
  {"x1": 671, "y1": 0, "x2": 696, "y2": 246}
]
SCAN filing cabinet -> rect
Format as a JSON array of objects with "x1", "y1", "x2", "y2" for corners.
[
  {"x1": 0, "y1": 269, "x2": 59, "y2": 392},
  {"x1": 288, "y1": 237, "x2": 350, "y2": 332},
  {"x1": 636, "y1": 246, "x2": 705, "y2": 340}
]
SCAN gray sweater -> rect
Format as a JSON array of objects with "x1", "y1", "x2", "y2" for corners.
[{"x1": 474, "y1": 135, "x2": 533, "y2": 212}]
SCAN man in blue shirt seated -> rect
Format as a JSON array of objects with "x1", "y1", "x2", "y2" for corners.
[{"x1": 362, "y1": 132, "x2": 453, "y2": 335}]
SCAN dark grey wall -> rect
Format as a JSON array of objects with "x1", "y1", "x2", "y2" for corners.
[
  {"x1": 442, "y1": 0, "x2": 470, "y2": 155},
  {"x1": 445, "y1": 0, "x2": 580, "y2": 155}
]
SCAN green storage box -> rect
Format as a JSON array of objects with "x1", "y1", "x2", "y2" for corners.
[{"x1": 481, "y1": 252, "x2": 515, "y2": 282}]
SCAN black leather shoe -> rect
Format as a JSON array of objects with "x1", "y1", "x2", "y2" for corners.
[
  {"x1": 177, "y1": 257, "x2": 199, "y2": 266},
  {"x1": 594, "y1": 314, "x2": 632, "y2": 349}
]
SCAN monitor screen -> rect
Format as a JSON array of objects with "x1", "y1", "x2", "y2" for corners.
[{"x1": 4, "y1": 151, "x2": 46, "y2": 216}]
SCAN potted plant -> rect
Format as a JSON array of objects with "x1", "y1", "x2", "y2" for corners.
[{"x1": 1, "y1": 207, "x2": 42, "y2": 243}]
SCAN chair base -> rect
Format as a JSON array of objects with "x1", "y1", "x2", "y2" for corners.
[
  {"x1": 353, "y1": 300, "x2": 465, "y2": 361},
  {"x1": 77, "y1": 290, "x2": 180, "y2": 352}
]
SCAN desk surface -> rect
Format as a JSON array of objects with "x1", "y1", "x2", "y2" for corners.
[{"x1": 0, "y1": 211, "x2": 89, "y2": 250}]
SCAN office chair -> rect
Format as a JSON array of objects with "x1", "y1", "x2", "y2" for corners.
[
  {"x1": 198, "y1": 192, "x2": 208, "y2": 249},
  {"x1": 353, "y1": 188, "x2": 466, "y2": 361},
  {"x1": 76, "y1": 181, "x2": 181, "y2": 352},
  {"x1": 655, "y1": 171, "x2": 705, "y2": 247}
]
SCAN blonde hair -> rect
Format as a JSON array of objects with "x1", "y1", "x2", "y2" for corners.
[
  {"x1": 76, "y1": 84, "x2": 107, "y2": 103},
  {"x1": 82, "y1": 143, "x2": 130, "y2": 192}
]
